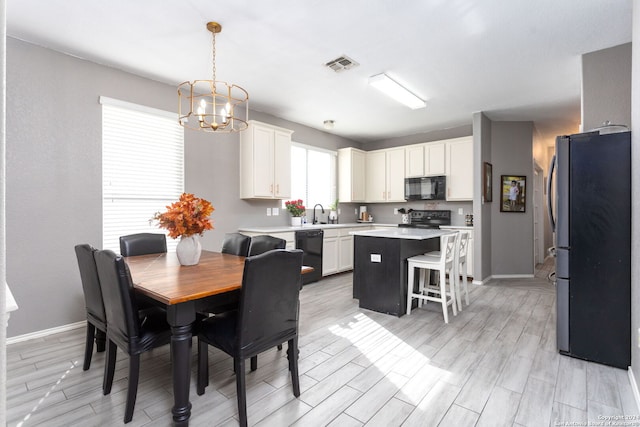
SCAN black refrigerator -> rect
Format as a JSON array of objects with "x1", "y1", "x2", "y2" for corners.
[{"x1": 548, "y1": 130, "x2": 631, "y2": 369}]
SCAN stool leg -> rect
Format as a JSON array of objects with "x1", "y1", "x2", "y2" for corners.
[
  {"x1": 462, "y1": 260, "x2": 469, "y2": 306},
  {"x1": 418, "y1": 269, "x2": 425, "y2": 308},
  {"x1": 439, "y1": 268, "x2": 449, "y2": 323},
  {"x1": 454, "y1": 263, "x2": 463, "y2": 312},
  {"x1": 450, "y1": 266, "x2": 458, "y2": 317},
  {"x1": 406, "y1": 263, "x2": 415, "y2": 315}
]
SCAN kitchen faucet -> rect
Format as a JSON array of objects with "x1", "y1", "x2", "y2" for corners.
[{"x1": 312, "y1": 204, "x2": 325, "y2": 224}]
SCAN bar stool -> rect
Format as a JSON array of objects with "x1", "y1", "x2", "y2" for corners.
[
  {"x1": 454, "y1": 231, "x2": 470, "y2": 311},
  {"x1": 406, "y1": 233, "x2": 458, "y2": 323}
]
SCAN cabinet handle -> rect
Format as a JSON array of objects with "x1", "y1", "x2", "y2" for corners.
[
  {"x1": 382, "y1": 191, "x2": 385, "y2": 199},
  {"x1": 270, "y1": 184, "x2": 273, "y2": 194},
  {"x1": 276, "y1": 184, "x2": 279, "y2": 194}
]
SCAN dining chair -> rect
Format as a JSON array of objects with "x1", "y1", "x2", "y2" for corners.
[
  {"x1": 119, "y1": 233, "x2": 167, "y2": 257},
  {"x1": 406, "y1": 233, "x2": 458, "y2": 323},
  {"x1": 196, "y1": 249, "x2": 304, "y2": 427},
  {"x1": 74, "y1": 244, "x2": 107, "y2": 371},
  {"x1": 248, "y1": 235, "x2": 286, "y2": 256},
  {"x1": 94, "y1": 249, "x2": 172, "y2": 424},
  {"x1": 221, "y1": 232, "x2": 251, "y2": 256},
  {"x1": 454, "y1": 231, "x2": 470, "y2": 311}
]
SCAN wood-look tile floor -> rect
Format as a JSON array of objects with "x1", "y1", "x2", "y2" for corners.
[{"x1": 7, "y1": 262, "x2": 639, "y2": 426}]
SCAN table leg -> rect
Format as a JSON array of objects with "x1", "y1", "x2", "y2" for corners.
[{"x1": 167, "y1": 302, "x2": 195, "y2": 426}]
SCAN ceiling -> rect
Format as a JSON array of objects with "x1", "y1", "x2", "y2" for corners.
[{"x1": 6, "y1": 0, "x2": 633, "y2": 144}]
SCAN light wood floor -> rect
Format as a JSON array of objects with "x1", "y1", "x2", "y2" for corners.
[{"x1": 7, "y1": 264, "x2": 639, "y2": 426}]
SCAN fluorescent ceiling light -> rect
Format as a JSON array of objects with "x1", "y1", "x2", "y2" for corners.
[{"x1": 368, "y1": 73, "x2": 426, "y2": 109}]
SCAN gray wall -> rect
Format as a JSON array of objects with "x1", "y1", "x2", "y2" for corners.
[
  {"x1": 5, "y1": 38, "x2": 359, "y2": 337},
  {"x1": 582, "y1": 42, "x2": 632, "y2": 131},
  {"x1": 365, "y1": 124, "x2": 472, "y2": 151},
  {"x1": 489, "y1": 121, "x2": 534, "y2": 276},
  {"x1": 473, "y1": 112, "x2": 493, "y2": 282}
]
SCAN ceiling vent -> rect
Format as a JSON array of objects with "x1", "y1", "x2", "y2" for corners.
[{"x1": 325, "y1": 55, "x2": 359, "y2": 73}]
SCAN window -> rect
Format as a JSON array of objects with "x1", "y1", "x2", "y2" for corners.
[
  {"x1": 101, "y1": 97, "x2": 184, "y2": 252},
  {"x1": 289, "y1": 143, "x2": 337, "y2": 209}
]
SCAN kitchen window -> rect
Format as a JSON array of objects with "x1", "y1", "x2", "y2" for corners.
[
  {"x1": 101, "y1": 97, "x2": 184, "y2": 252},
  {"x1": 290, "y1": 143, "x2": 337, "y2": 210}
]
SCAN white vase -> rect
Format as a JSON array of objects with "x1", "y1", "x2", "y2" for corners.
[
  {"x1": 176, "y1": 234, "x2": 202, "y2": 266},
  {"x1": 291, "y1": 216, "x2": 302, "y2": 227}
]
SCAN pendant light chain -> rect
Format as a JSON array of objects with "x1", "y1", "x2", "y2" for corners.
[{"x1": 211, "y1": 30, "x2": 217, "y2": 83}]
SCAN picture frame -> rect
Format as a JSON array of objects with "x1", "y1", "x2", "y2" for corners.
[
  {"x1": 483, "y1": 162, "x2": 493, "y2": 202},
  {"x1": 500, "y1": 175, "x2": 526, "y2": 212}
]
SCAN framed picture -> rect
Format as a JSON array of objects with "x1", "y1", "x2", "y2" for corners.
[
  {"x1": 500, "y1": 175, "x2": 526, "y2": 212},
  {"x1": 483, "y1": 162, "x2": 493, "y2": 202}
]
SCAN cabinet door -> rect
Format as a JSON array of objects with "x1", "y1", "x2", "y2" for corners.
[
  {"x1": 446, "y1": 137, "x2": 473, "y2": 200},
  {"x1": 405, "y1": 145, "x2": 424, "y2": 177},
  {"x1": 366, "y1": 151, "x2": 387, "y2": 202},
  {"x1": 273, "y1": 130, "x2": 291, "y2": 198},
  {"x1": 322, "y1": 237, "x2": 339, "y2": 276},
  {"x1": 351, "y1": 149, "x2": 366, "y2": 202},
  {"x1": 386, "y1": 148, "x2": 405, "y2": 202},
  {"x1": 426, "y1": 142, "x2": 446, "y2": 175},
  {"x1": 252, "y1": 125, "x2": 275, "y2": 198},
  {"x1": 338, "y1": 235, "x2": 354, "y2": 271}
]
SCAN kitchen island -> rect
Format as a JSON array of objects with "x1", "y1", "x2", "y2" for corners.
[{"x1": 350, "y1": 228, "x2": 452, "y2": 316}]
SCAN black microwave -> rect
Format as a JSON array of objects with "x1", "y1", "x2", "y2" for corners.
[{"x1": 404, "y1": 176, "x2": 446, "y2": 200}]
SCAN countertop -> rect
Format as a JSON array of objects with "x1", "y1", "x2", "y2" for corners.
[
  {"x1": 440, "y1": 225, "x2": 474, "y2": 230},
  {"x1": 238, "y1": 223, "x2": 398, "y2": 234},
  {"x1": 349, "y1": 228, "x2": 451, "y2": 240}
]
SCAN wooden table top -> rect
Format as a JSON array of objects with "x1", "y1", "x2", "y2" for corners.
[
  {"x1": 125, "y1": 251, "x2": 246, "y2": 305},
  {"x1": 125, "y1": 250, "x2": 313, "y2": 306}
]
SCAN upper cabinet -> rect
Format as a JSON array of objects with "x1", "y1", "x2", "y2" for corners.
[
  {"x1": 240, "y1": 120, "x2": 293, "y2": 199},
  {"x1": 366, "y1": 147, "x2": 405, "y2": 202},
  {"x1": 405, "y1": 142, "x2": 445, "y2": 177},
  {"x1": 445, "y1": 136, "x2": 473, "y2": 201},
  {"x1": 338, "y1": 147, "x2": 366, "y2": 203}
]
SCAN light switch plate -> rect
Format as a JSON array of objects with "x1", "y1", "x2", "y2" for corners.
[
  {"x1": 371, "y1": 254, "x2": 381, "y2": 263},
  {"x1": 266, "y1": 208, "x2": 272, "y2": 216},
  {"x1": 272, "y1": 207, "x2": 279, "y2": 216}
]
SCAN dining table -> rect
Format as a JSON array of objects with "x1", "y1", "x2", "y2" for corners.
[{"x1": 124, "y1": 249, "x2": 311, "y2": 426}]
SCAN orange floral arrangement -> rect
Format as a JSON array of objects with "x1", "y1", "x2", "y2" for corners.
[{"x1": 152, "y1": 193, "x2": 214, "y2": 239}]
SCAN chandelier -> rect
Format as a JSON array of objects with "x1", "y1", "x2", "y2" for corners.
[{"x1": 178, "y1": 22, "x2": 249, "y2": 132}]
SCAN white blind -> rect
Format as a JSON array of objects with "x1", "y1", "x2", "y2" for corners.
[
  {"x1": 101, "y1": 98, "x2": 184, "y2": 253},
  {"x1": 289, "y1": 143, "x2": 337, "y2": 209}
]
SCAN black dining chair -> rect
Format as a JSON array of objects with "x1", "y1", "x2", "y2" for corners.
[
  {"x1": 196, "y1": 249, "x2": 304, "y2": 427},
  {"x1": 119, "y1": 233, "x2": 167, "y2": 257},
  {"x1": 74, "y1": 244, "x2": 107, "y2": 371},
  {"x1": 94, "y1": 249, "x2": 172, "y2": 424},
  {"x1": 221, "y1": 232, "x2": 251, "y2": 257},
  {"x1": 248, "y1": 235, "x2": 286, "y2": 256}
]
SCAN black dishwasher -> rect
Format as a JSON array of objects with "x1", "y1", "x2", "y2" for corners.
[{"x1": 295, "y1": 229, "x2": 323, "y2": 285}]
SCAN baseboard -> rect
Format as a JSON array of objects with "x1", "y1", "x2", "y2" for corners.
[
  {"x1": 628, "y1": 367, "x2": 640, "y2": 413},
  {"x1": 7, "y1": 321, "x2": 85, "y2": 345},
  {"x1": 490, "y1": 274, "x2": 535, "y2": 279}
]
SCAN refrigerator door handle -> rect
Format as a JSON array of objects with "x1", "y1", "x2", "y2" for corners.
[{"x1": 547, "y1": 154, "x2": 556, "y2": 233}]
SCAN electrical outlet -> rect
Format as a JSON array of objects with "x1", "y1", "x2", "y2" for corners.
[
  {"x1": 355, "y1": 208, "x2": 358, "y2": 215},
  {"x1": 370, "y1": 254, "x2": 381, "y2": 263},
  {"x1": 338, "y1": 208, "x2": 341, "y2": 215},
  {"x1": 458, "y1": 208, "x2": 464, "y2": 215},
  {"x1": 272, "y1": 207, "x2": 279, "y2": 216},
  {"x1": 266, "y1": 208, "x2": 272, "y2": 216},
  {"x1": 394, "y1": 208, "x2": 399, "y2": 214}
]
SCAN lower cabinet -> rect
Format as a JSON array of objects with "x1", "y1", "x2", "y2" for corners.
[{"x1": 323, "y1": 227, "x2": 366, "y2": 276}]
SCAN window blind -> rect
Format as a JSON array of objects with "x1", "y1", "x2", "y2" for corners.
[
  {"x1": 101, "y1": 98, "x2": 184, "y2": 252},
  {"x1": 289, "y1": 143, "x2": 337, "y2": 209}
]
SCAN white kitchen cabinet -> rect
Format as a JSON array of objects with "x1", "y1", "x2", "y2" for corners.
[
  {"x1": 338, "y1": 230, "x2": 354, "y2": 271},
  {"x1": 366, "y1": 148, "x2": 405, "y2": 202},
  {"x1": 240, "y1": 120, "x2": 293, "y2": 199},
  {"x1": 425, "y1": 142, "x2": 446, "y2": 175},
  {"x1": 322, "y1": 228, "x2": 340, "y2": 276},
  {"x1": 445, "y1": 136, "x2": 473, "y2": 201},
  {"x1": 338, "y1": 147, "x2": 366, "y2": 202},
  {"x1": 405, "y1": 145, "x2": 425, "y2": 177}
]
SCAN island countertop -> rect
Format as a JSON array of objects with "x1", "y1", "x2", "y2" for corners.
[{"x1": 349, "y1": 227, "x2": 453, "y2": 240}]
